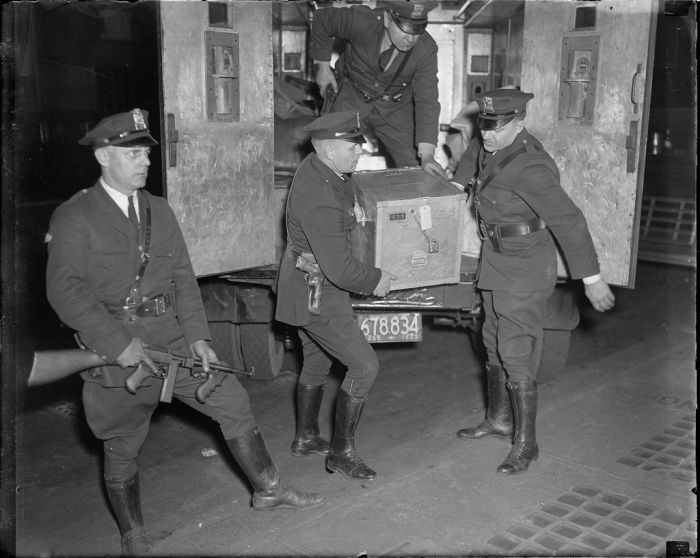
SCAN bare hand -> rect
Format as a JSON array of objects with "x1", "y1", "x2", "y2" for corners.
[
  {"x1": 373, "y1": 270, "x2": 398, "y2": 297},
  {"x1": 315, "y1": 62, "x2": 337, "y2": 97},
  {"x1": 584, "y1": 279, "x2": 616, "y2": 312},
  {"x1": 116, "y1": 337, "x2": 158, "y2": 373},
  {"x1": 190, "y1": 339, "x2": 219, "y2": 377},
  {"x1": 421, "y1": 155, "x2": 447, "y2": 179}
]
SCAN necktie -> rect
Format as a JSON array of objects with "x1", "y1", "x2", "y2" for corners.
[
  {"x1": 379, "y1": 46, "x2": 395, "y2": 71},
  {"x1": 128, "y1": 194, "x2": 139, "y2": 229}
]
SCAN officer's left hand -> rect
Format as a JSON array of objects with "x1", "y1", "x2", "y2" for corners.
[
  {"x1": 190, "y1": 339, "x2": 220, "y2": 377},
  {"x1": 584, "y1": 279, "x2": 616, "y2": 312},
  {"x1": 421, "y1": 156, "x2": 448, "y2": 179}
]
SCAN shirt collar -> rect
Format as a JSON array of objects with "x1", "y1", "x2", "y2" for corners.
[{"x1": 100, "y1": 178, "x2": 139, "y2": 217}]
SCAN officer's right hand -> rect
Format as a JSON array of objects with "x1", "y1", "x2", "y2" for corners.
[
  {"x1": 315, "y1": 62, "x2": 337, "y2": 97},
  {"x1": 116, "y1": 337, "x2": 158, "y2": 373},
  {"x1": 584, "y1": 279, "x2": 616, "y2": 312},
  {"x1": 373, "y1": 270, "x2": 397, "y2": 297}
]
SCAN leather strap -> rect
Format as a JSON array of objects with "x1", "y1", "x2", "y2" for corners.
[
  {"x1": 477, "y1": 143, "x2": 529, "y2": 193},
  {"x1": 108, "y1": 293, "x2": 173, "y2": 322},
  {"x1": 125, "y1": 194, "x2": 152, "y2": 305},
  {"x1": 480, "y1": 217, "x2": 546, "y2": 239},
  {"x1": 342, "y1": 42, "x2": 413, "y2": 103}
]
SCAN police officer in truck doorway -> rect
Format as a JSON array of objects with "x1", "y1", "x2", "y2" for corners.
[
  {"x1": 275, "y1": 111, "x2": 395, "y2": 482},
  {"x1": 452, "y1": 89, "x2": 615, "y2": 475},
  {"x1": 45, "y1": 109, "x2": 324, "y2": 555},
  {"x1": 311, "y1": 0, "x2": 447, "y2": 179}
]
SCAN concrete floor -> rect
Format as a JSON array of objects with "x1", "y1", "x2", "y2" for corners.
[{"x1": 10, "y1": 259, "x2": 697, "y2": 557}]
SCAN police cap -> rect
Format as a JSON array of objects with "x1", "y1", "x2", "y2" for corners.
[
  {"x1": 386, "y1": 1, "x2": 431, "y2": 35},
  {"x1": 476, "y1": 89, "x2": 534, "y2": 130},
  {"x1": 303, "y1": 111, "x2": 364, "y2": 143},
  {"x1": 79, "y1": 108, "x2": 159, "y2": 149}
]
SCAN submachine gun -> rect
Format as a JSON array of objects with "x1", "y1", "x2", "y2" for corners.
[{"x1": 28, "y1": 347, "x2": 254, "y2": 404}]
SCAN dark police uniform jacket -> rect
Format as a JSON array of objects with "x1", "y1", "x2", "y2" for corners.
[
  {"x1": 275, "y1": 154, "x2": 381, "y2": 326},
  {"x1": 46, "y1": 183, "x2": 210, "y2": 383},
  {"x1": 453, "y1": 129, "x2": 600, "y2": 292},
  {"x1": 310, "y1": 5, "x2": 440, "y2": 147}
]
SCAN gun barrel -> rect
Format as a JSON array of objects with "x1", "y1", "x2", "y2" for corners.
[{"x1": 208, "y1": 361, "x2": 254, "y2": 377}]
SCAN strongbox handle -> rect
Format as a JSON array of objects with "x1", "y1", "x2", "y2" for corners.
[{"x1": 167, "y1": 113, "x2": 179, "y2": 168}]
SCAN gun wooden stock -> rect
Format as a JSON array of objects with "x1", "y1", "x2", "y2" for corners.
[{"x1": 28, "y1": 349, "x2": 107, "y2": 387}]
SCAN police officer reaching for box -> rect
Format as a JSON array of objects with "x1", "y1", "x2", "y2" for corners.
[
  {"x1": 311, "y1": 0, "x2": 446, "y2": 179},
  {"x1": 45, "y1": 109, "x2": 324, "y2": 555},
  {"x1": 275, "y1": 111, "x2": 395, "y2": 482},
  {"x1": 452, "y1": 90, "x2": 615, "y2": 475}
]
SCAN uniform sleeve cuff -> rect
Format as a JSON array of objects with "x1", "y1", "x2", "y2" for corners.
[
  {"x1": 417, "y1": 143, "x2": 436, "y2": 159},
  {"x1": 582, "y1": 274, "x2": 601, "y2": 285}
]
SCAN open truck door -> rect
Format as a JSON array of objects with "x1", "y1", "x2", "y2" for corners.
[
  {"x1": 519, "y1": 0, "x2": 659, "y2": 288},
  {"x1": 451, "y1": 0, "x2": 659, "y2": 379},
  {"x1": 158, "y1": 1, "x2": 275, "y2": 276},
  {"x1": 157, "y1": 2, "x2": 284, "y2": 379}
]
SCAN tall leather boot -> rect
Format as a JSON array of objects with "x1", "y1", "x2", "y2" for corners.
[
  {"x1": 226, "y1": 426, "x2": 325, "y2": 511},
  {"x1": 326, "y1": 390, "x2": 376, "y2": 481},
  {"x1": 290, "y1": 384, "x2": 330, "y2": 457},
  {"x1": 104, "y1": 473, "x2": 150, "y2": 556},
  {"x1": 497, "y1": 381, "x2": 539, "y2": 475},
  {"x1": 457, "y1": 364, "x2": 513, "y2": 439}
]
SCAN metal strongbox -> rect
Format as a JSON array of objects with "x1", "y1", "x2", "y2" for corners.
[{"x1": 351, "y1": 168, "x2": 467, "y2": 290}]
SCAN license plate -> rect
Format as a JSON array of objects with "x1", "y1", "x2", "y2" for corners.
[{"x1": 356, "y1": 312, "x2": 422, "y2": 343}]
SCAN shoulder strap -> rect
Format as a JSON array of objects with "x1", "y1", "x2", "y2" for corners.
[
  {"x1": 378, "y1": 45, "x2": 414, "y2": 97},
  {"x1": 477, "y1": 143, "x2": 529, "y2": 193},
  {"x1": 125, "y1": 194, "x2": 152, "y2": 304}
]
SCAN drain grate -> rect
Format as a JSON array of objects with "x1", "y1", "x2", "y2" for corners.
[
  {"x1": 617, "y1": 414, "x2": 696, "y2": 482},
  {"x1": 485, "y1": 485, "x2": 695, "y2": 556}
]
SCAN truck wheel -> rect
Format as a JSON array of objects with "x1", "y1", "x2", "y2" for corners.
[
  {"x1": 208, "y1": 321, "x2": 246, "y2": 370},
  {"x1": 538, "y1": 329, "x2": 572, "y2": 383},
  {"x1": 240, "y1": 323, "x2": 285, "y2": 381}
]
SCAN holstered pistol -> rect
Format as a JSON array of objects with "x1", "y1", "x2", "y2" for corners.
[{"x1": 295, "y1": 255, "x2": 323, "y2": 315}]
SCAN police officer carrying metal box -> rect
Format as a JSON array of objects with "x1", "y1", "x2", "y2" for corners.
[
  {"x1": 452, "y1": 89, "x2": 615, "y2": 475},
  {"x1": 45, "y1": 109, "x2": 324, "y2": 555},
  {"x1": 311, "y1": 0, "x2": 446, "y2": 178},
  {"x1": 275, "y1": 111, "x2": 395, "y2": 482}
]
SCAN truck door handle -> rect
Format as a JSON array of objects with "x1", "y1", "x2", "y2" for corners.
[
  {"x1": 167, "y1": 113, "x2": 178, "y2": 168},
  {"x1": 626, "y1": 120, "x2": 639, "y2": 173},
  {"x1": 631, "y1": 64, "x2": 644, "y2": 114}
]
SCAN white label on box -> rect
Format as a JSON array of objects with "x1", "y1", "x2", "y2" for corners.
[{"x1": 419, "y1": 205, "x2": 432, "y2": 230}]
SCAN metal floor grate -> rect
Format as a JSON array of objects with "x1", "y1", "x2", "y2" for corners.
[{"x1": 638, "y1": 196, "x2": 696, "y2": 267}]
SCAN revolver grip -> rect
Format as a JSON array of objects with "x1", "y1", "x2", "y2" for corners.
[
  {"x1": 125, "y1": 362, "x2": 153, "y2": 394},
  {"x1": 305, "y1": 274, "x2": 322, "y2": 315},
  {"x1": 195, "y1": 372, "x2": 224, "y2": 404}
]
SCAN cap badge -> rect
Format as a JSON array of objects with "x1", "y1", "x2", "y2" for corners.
[
  {"x1": 482, "y1": 96, "x2": 494, "y2": 114},
  {"x1": 411, "y1": 4, "x2": 425, "y2": 17},
  {"x1": 132, "y1": 109, "x2": 147, "y2": 130}
]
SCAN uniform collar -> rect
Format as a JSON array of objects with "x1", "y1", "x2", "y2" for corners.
[{"x1": 310, "y1": 154, "x2": 354, "y2": 198}]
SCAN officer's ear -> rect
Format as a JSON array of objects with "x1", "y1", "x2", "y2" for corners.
[
  {"x1": 513, "y1": 117, "x2": 527, "y2": 135},
  {"x1": 321, "y1": 140, "x2": 336, "y2": 161},
  {"x1": 383, "y1": 12, "x2": 391, "y2": 30},
  {"x1": 94, "y1": 146, "x2": 111, "y2": 167}
]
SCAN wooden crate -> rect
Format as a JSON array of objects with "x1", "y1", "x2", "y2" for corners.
[{"x1": 351, "y1": 168, "x2": 467, "y2": 290}]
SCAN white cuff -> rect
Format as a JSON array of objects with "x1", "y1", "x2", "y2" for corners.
[
  {"x1": 417, "y1": 143, "x2": 436, "y2": 160},
  {"x1": 583, "y1": 274, "x2": 601, "y2": 285}
]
